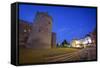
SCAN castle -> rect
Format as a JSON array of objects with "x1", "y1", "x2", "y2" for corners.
[
  {"x1": 19, "y1": 12, "x2": 56, "y2": 49},
  {"x1": 71, "y1": 30, "x2": 96, "y2": 48}
]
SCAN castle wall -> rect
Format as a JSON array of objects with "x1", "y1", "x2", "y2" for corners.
[
  {"x1": 27, "y1": 12, "x2": 52, "y2": 49},
  {"x1": 51, "y1": 32, "x2": 56, "y2": 48},
  {"x1": 19, "y1": 20, "x2": 32, "y2": 48}
]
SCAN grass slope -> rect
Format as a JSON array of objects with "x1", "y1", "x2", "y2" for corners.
[{"x1": 19, "y1": 48, "x2": 79, "y2": 64}]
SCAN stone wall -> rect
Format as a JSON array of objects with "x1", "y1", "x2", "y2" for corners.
[
  {"x1": 26, "y1": 12, "x2": 52, "y2": 49},
  {"x1": 51, "y1": 32, "x2": 56, "y2": 48},
  {"x1": 19, "y1": 20, "x2": 32, "y2": 48}
]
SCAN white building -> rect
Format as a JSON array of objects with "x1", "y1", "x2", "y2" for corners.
[{"x1": 71, "y1": 36, "x2": 92, "y2": 48}]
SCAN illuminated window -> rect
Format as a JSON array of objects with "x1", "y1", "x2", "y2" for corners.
[{"x1": 24, "y1": 29, "x2": 27, "y2": 32}]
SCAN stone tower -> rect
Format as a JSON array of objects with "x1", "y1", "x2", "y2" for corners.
[
  {"x1": 51, "y1": 32, "x2": 56, "y2": 48},
  {"x1": 26, "y1": 12, "x2": 52, "y2": 49}
]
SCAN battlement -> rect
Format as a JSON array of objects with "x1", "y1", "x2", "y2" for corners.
[{"x1": 36, "y1": 12, "x2": 53, "y2": 21}]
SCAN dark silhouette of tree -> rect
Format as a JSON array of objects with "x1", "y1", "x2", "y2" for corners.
[
  {"x1": 63, "y1": 40, "x2": 69, "y2": 44},
  {"x1": 61, "y1": 40, "x2": 69, "y2": 47},
  {"x1": 56, "y1": 43, "x2": 59, "y2": 47},
  {"x1": 61, "y1": 42, "x2": 64, "y2": 46}
]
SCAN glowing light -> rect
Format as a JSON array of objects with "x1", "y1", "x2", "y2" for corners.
[
  {"x1": 24, "y1": 29, "x2": 27, "y2": 32},
  {"x1": 75, "y1": 41, "x2": 80, "y2": 44}
]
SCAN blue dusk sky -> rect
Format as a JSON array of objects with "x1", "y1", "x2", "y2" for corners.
[{"x1": 19, "y1": 4, "x2": 97, "y2": 43}]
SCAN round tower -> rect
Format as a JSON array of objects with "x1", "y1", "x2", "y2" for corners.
[{"x1": 27, "y1": 12, "x2": 52, "y2": 49}]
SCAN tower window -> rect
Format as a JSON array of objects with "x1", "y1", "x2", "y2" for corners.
[
  {"x1": 48, "y1": 22, "x2": 51, "y2": 24},
  {"x1": 39, "y1": 29, "x2": 41, "y2": 32}
]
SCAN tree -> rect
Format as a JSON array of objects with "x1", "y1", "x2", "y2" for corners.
[
  {"x1": 56, "y1": 43, "x2": 59, "y2": 47},
  {"x1": 61, "y1": 42, "x2": 64, "y2": 46},
  {"x1": 63, "y1": 40, "x2": 69, "y2": 44},
  {"x1": 57, "y1": 43, "x2": 62, "y2": 48},
  {"x1": 61, "y1": 40, "x2": 69, "y2": 47}
]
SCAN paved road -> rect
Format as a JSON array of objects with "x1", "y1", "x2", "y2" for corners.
[{"x1": 44, "y1": 47, "x2": 96, "y2": 62}]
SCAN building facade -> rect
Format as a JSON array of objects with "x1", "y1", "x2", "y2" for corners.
[
  {"x1": 19, "y1": 20, "x2": 32, "y2": 48},
  {"x1": 19, "y1": 12, "x2": 57, "y2": 49},
  {"x1": 71, "y1": 36, "x2": 93, "y2": 48}
]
